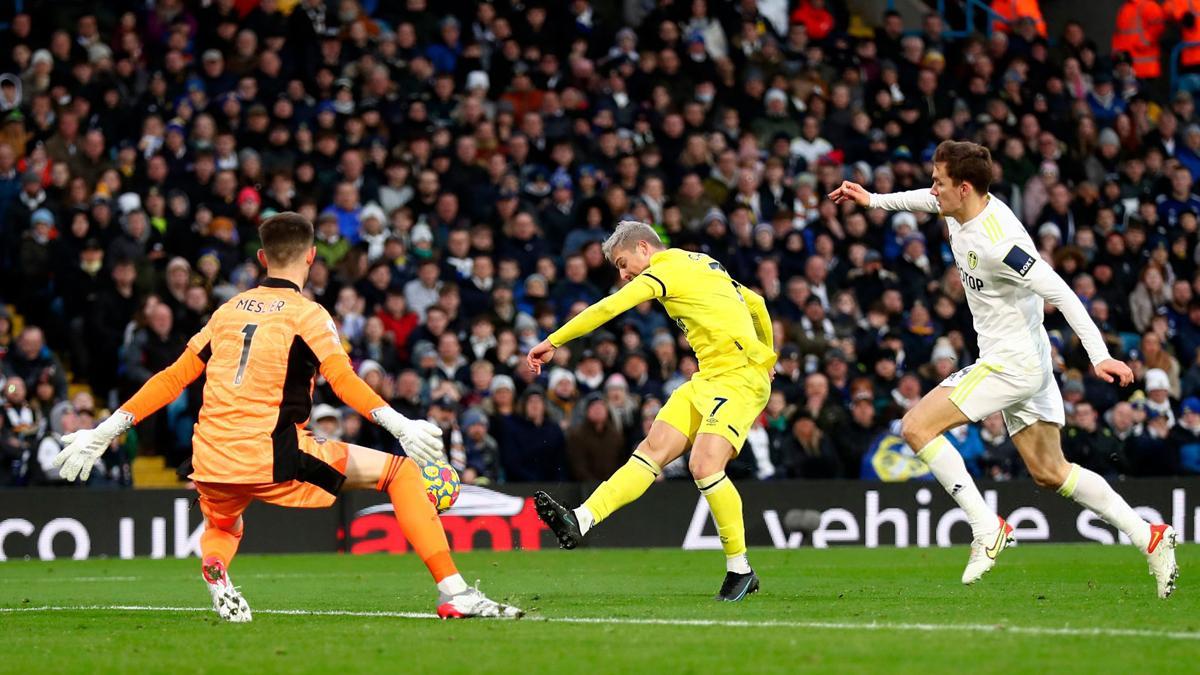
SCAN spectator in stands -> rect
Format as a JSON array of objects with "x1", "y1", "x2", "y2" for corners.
[
  {"x1": 565, "y1": 393, "x2": 627, "y2": 481},
  {"x1": 6, "y1": 3, "x2": 1200, "y2": 487},
  {"x1": 498, "y1": 387, "x2": 565, "y2": 482},
  {"x1": 774, "y1": 409, "x2": 841, "y2": 479}
]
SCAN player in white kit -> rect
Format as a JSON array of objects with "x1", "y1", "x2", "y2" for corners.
[{"x1": 830, "y1": 140, "x2": 1179, "y2": 598}]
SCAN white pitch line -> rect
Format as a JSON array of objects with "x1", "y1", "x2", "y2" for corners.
[
  {"x1": 1, "y1": 605, "x2": 1197, "y2": 641},
  {"x1": 0, "y1": 572, "x2": 397, "y2": 584},
  {"x1": 0, "y1": 576, "x2": 141, "y2": 583}
]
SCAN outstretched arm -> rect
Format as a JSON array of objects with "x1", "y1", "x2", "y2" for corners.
[
  {"x1": 828, "y1": 180, "x2": 940, "y2": 213},
  {"x1": 302, "y1": 306, "x2": 445, "y2": 463},
  {"x1": 528, "y1": 272, "x2": 660, "y2": 373},
  {"x1": 997, "y1": 244, "x2": 1133, "y2": 385},
  {"x1": 741, "y1": 285, "x2": 774, "y2": 352},
  {"x1": 55, "y1": 347, "x2": 207, "y2": 481}
]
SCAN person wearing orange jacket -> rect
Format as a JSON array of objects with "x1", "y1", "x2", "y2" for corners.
[
  {"x1": 992, "y1": 0, "x2": 1047, "y2": 37},
  {"x1": 1114, "y1": 0, "x2": 1166, "y2": 80},
  {"x1": 1167, "y1": 0, "x2": 1200, "y2": 73}
]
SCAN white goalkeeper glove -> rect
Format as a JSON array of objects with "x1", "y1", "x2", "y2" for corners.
[
  {"x1": 52, "y1": 410, "x2": 134, "y2": 482},
  {"x1": 371, "y1": 407, "x2": 446, "y2": 465}
]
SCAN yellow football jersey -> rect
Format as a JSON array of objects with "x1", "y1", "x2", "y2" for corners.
[{"x1": 548, "y1": 248, "x2": 776, "y2": 377}]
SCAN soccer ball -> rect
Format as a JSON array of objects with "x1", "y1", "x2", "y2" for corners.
[{"x1": 421, "y1": 461, "x2": 461, "y2": 513}]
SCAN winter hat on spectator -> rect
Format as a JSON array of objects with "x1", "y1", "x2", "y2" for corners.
[
  {"x1": 412, "y1": 341, "x2": 437, "y2": 364},
  {"x1": 605, "y1": 373, "x2": 629, "y2": 391},
  {"x1": 237, "y1": 187, "x2": 261, "y2": 206},
  {"x1": 651, "y1": 333, "x2": 674, "y2": 349},
  {"x1": 430, "y1": 396, "x2": 458, "y2": 413},
  {"x1": 490, "y1": 374, "x2": 516, "y2": 394},
  {"x1": 548, "y1": 367, "x2": 576, "y2": 393},
  {"x1": 49, "y1": 400, "x2": 74, "y2": 435},
  {"x1": 1037, "y1": 222, "x2": 1063, "y2": 243},
  {"x1": 515, "y1": 313, "x2": 538, "y2": 333},
  {"x1": 31, "y1": 208, "x2": 55, "y2": 226},
  {"x1": 462, "y1": 407, "x2": 489, "y2": 429},
  {"x1": 312, "y1": 404, "x2": 341, "y2": 423},
  {"x1": 466, "y1": 71, "x2": 490, "y2": 93},
  {"x1": 1183, "y1": 397, "x2": 1200, "y2": 415},
  {"x1": 411, "y1": 223, "x2": 434, "y2": 244},
  {"x1": 764, "y1": 88, "x2": 787, "y2": 105},
  {"x1": 931, "y1": 340, "x2": 957, "y2": 364},
  {"x1": 592, "y1": 330, "x2": 618, "y2": 348},
  {"x1": 117, "y1": 192, "x2": 142, "y2": 215},
  {"x1": 21, "y1": 170, "x2": 40, "y2": 186},
  {"x1": 851, "y1": 161, "x2": 874, "y2": 184},
  {"x1": 359, "y1": 203, "x2": 385, "y2": 226},
  {"x1": 551, "y1": 169, "x2": 573, "y2": 191},
  {"x1": 209, "y1": 217, "x2": 235, "y2": 235},
  {"x1": 238, "y1": 147, "x2": 261, "y2": 166},
  {"x1": 891, "y1": 211, "x2": 917, "y2": 232},
  {"x1": 31, "y1": 49, "x2": 52, "y2": 67},
  {"x1": 167, "y1": 257, "x2": 191, "y2": 275},
  {"x1": 1145, "y1": 368, "x2": 1170, "y2": 393},
  {"x1": 1098, "y1": 128, "x2": 1120, "y2": 148},
  {"x1": 356, "y1": 360, "x2": 385, "y2": 379},
  {"x1": 1063, "y1": 379, "x2": 1085, "y2": 396},
  {"x1": 702, "y1": 207, "x2": 727, "y2": 227}
]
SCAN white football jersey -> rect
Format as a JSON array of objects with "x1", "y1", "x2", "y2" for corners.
[{"x1": 871, "y1": 189, "x2": 1111, "y2": 370}]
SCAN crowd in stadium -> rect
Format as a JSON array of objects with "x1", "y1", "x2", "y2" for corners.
[{"x1": 2, "y1": 0, "x2": 1200, "y2": 487}]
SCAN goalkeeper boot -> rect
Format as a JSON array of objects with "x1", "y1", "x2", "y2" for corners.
[
  {"x1": 715, "y1": 570, "x2": 759, "y2": 602},
  {"x1": 437, "y1": 583, "x2": 523, "y2": 619},
  {"x1": 533, "y1": 491, "x2": 584, "y2": 549},
  {"x1": 203, "y1": 557, "x2": 252, "y2": 623},
  {"x1": 962, "y1": 516, "x2": 1014, "y2": 585},
  {"x1": 1145, "y1": 524, "x2": 1179, "y2": 599}
]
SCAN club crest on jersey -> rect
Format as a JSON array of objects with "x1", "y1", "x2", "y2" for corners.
[{"x1": 967, "y1": 251, "x2": 978, "y2": 269}]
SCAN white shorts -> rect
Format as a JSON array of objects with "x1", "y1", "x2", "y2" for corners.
[{"x1": 939, "y1": 359, "x2": 1064, "y2": 435}]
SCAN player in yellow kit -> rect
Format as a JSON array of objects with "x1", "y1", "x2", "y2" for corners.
[{"x1": 527, "y1": 220, "x2": 776, "y2": 601}]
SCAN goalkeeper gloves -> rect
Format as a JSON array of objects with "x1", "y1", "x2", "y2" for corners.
[
  {"x1": 52, "y1": 410, "x2": 134, "y2": 482},
  {"x1": 371, "y1": 406, "x2": 446, "y2": 465}
]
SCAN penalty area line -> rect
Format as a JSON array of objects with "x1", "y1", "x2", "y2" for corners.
[{"x1": 1, "y1": 605, "x2": 1198, "y2": 641}]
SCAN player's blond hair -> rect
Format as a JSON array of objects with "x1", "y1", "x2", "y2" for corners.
[{"x1": 602, "y1": 220, "x2": 663, "y2": 262}]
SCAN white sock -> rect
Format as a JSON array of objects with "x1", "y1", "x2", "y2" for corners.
[
  {"x1": 1059, "y1": 464, "x2": 1151, "y2": 550},
  {"x1": 726, "y1": 552, "x2": 752, "y2": 574},
  {"x1": 437, "y1": 573, "x2": 468, "y2": 596},
  {"x1": 917, "y1": 436, "x2": 995, "y2": 538},
  {"x1": 573, "y1": 505, "x2": 595, "y2": 536}
]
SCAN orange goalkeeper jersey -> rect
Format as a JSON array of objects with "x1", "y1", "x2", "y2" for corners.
[{"x1": 177, "y1": 278, "x2": 383, "y2": 485}]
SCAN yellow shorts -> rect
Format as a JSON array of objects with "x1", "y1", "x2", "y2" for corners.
[{"x1": 656, "y1": 365, "x2": 772, "y2": 452}]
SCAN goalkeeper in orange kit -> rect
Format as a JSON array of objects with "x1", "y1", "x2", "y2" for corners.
[{"x1": 53, "y1": 213, "x2": 521, "y2": 622}]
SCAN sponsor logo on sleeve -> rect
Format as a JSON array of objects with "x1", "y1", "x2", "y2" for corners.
[{"x1": 1003, "y1": 245, "x2": 1035, "y2": 277}]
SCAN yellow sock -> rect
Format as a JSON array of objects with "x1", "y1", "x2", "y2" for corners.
[
  {"x1": 581, "y1": 450, "x2": 661, "y2": 529},
  {"x1": 696, "y1": 471, "x2": 747, "y2": 561}
]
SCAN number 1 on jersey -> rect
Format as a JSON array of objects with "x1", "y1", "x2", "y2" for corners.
[{"x1": 234, "y1": 323, "x2": 258, "y2": 385}]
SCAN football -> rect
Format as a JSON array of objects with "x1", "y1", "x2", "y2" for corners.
[{"x1": 421, "y1": 460, "x2": 461, "y2": 513}]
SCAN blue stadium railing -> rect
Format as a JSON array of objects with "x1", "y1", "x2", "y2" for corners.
[
  {"x1": 886, "y1": 0, "x2": 1013, "y2": 38},
  {"x1": 1170, "y1": 41, "x2": 1200, "y2": 95},
  {"x1": 0, "y1": 0, "x2": 23, "y2": 31}
]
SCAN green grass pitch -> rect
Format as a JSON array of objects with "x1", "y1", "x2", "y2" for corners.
[{"x1": 1, "y1": 545, "x2": 1195, "y2": 674}]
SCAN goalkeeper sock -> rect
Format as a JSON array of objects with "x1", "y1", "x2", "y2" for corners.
[
  {"x1": 378, "y1": 455, "x2": 458, "y2": 583},
  {"x1": 695, "y1": 471, "x2": 749, "y2": 572},
  {"x1": 1058, "y1": 463, "x2": 1151, "y2": 549},
  {"x1": 579, "y1": 450, "x2": 661, "y2": 534},
  {"x1": 200, "y1": 519, "x2": 243, "y2": 576},
  {"x1": 917, "y1": 435, "x2": 994, "y2": 539}
]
